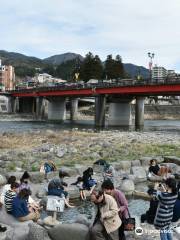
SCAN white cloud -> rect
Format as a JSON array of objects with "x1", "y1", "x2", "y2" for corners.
[{"x1": 0, "y1": 0, "x2": 180, "y2": 70}]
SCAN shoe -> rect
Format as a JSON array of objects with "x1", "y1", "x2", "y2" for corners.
[{"x1": 0, "y1": 225, "x2": 7, "y2": 232}]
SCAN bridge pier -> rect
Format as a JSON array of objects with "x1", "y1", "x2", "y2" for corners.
[
  {"x1": 135, "y1": 97, "x2": 145, "y2": 129},
  {"x1": 108, "y1": 98, "x2": 132, "y2": 126},
  {"x1": 70, "y1": 98, "x2": 78, "y2": 121},
  {"x1": 48, "y1": 97, "x2": 66, "y2": 121},
  {"x1": 35, "y1": 97, "x2": 45, "y2": 120},
  {"x1": 10, "y1": 97, "x2": 19, "y2": 113},
  {"x1": 95, "y1": 95, "x2": 106, "y2": 128}
]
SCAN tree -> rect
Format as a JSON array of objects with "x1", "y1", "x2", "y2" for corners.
[
  {"x1": 80, "y1": 52, "x2": 103, "y2": 81},
  {"x1": 104, "y1": 54, "x2": 125, "y2": 80},
  {"x1": 42, "y1": 64, "x2": 55, "y2": 76}
]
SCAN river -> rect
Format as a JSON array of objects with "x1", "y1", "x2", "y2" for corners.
[{"x1": 0, "y1": 114, "x2": 180, "y2": 133}]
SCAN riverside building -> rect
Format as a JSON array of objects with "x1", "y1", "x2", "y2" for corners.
[{"x1": 0, "y1": 59, "x2": 15, "y2": 91}]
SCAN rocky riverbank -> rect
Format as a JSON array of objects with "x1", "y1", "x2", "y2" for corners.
[
  {"x1": 0, "y1": 128, "x2": 180, "y2": 172},
  {"x1": 0, "y1": 124, "x2": 180, "y2": 240}
]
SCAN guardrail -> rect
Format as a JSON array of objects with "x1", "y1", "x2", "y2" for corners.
[{"x1": 9, "y1": 78, "x2": 180, "y2": 93}]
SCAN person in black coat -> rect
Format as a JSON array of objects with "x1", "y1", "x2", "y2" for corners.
[{"x1": 141, "y1": 188, "x2": 158, "y2": 224}]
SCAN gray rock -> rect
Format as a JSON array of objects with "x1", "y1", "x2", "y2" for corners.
[
  {"x1": 131, "y1": 166, "x2": 147, "y2": 183},
  {"x1": 140, "y1": 157, "x2": 153, "y2": 166},
  {"x1": 164, "y1": 156, "x2": 180, "y2": 166},
  {"x1": 114, "y1": 161, "x2": 131, "y2": 171},
  {"x1": 60, "y1": 167, "x2": 78, "y2": 177},
  {"x1": 30, "y1": 172, "x2": 45, "y2": 183},
  {"x1": 36, "y1": 188, "x2": 48, "y2": 199},
  {"x1": 0, "y1": 174, "x2": 7, "y2": 185},
  {"x1": 48, "y1": 223, "x2": 90, "y2": 240},
  {"x1": 131, "y1": 160, "x2": 141, "y2": 167},
  {"x1": 56, "y1": 146, "x2": 67, "y2": 158},
  {"x1": 120, "y1": 179, "x2": 135, "y2": 194}
]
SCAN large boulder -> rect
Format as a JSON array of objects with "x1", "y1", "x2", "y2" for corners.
[
  {"x1": 131, "y1": 166, "x2": 147, "y2": 183},
  {"x1": 0, "y1": 206, "x2": 32, "y2": 240},
  {"x1": 120, "y1": 179, "x2": 135, "y2": 195},
  {"x1": 113, "y1": 161, "x2": 131, "y2": 171},
  {"x1": 48, "y1": 223, "x2": 90, "y2": 240},
  {"x1": 164, "y1": 156, "x2": 180, "y2": 166},
  {"x1": 131, "y1": 160, "x2": 141, "y2": 167},
  {"x1": 139, "y1": 157, "x2": 153, "y2": 166}
]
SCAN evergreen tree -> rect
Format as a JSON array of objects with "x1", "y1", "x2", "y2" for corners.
[
  {"x1": 42, "y1": 64, "x2": 55, "y2": 76},
  {"x1": 80, "y1": 52, "x2": 103, "y2": 81},
  {"x1": 104, "y1": 54, "x2": 125, "y2": 80}
]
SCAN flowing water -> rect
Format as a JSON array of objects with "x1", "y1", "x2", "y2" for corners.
[{"x1": 0, "y1": 113, "x2": 180, "y2": 133}]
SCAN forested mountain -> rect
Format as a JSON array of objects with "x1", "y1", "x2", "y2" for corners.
[
  {"x1": 44, "y1": 53, "x2": 83, "y2": 65},
  {"x1": 0, "y1": 50, "x2": 149, "y2": 79}
]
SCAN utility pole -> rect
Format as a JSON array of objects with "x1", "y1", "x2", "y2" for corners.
[{"x1": 148, "y1": 52, "x2": 155, "y2": 82}]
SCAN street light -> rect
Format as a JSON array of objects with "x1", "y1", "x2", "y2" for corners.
[{"x1": 148, "y1": 52, "x2": 155, "y2": 81}]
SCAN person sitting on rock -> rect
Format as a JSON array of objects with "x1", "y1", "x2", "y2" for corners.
[
  {"x1": 141, "y1": 187, "x2": 158, "y2": 224},
  {"x1": 0, "y1": 175, "x2": 16, "y2": 204},
  {"x1": 82, "y1": 167, "x2": 97, "y2": 193},
  {"x1": 48, "y1": 170, "x2": 74, "y2": 208},
  {"x1": 4, "y1": 182, "x2": 20, "y2": 214},
  {"x1": 12, "y1": 188, "x2": 40, "y2": 222},
  {"x1": 148, "y1": 159, "x2": 171, "y2": 179},
  {"x1": 103, "y1": 163, "x2": 116, "y2": 183},
  {"x1": 19, "y1": 171, "x2": 31, "y2": 191}
]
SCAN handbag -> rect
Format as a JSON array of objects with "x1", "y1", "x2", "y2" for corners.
[{"x1": 123, "y1": 209, "x2": 135, "y2": 231}]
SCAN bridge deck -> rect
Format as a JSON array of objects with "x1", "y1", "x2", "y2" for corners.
[{"x1": 8, "y1": 80, "x2": 180, "y2": 97}]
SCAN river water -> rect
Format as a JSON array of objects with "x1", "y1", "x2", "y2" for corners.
[{"x1": 0, "y1": 114, "x2": 180, "y2": 133}]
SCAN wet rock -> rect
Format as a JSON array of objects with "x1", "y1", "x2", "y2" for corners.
[{"x1": 36, "y1": 188, "x2": 48, "y2": 199}]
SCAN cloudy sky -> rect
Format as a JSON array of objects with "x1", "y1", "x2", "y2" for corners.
[{"x1": 0, "y1": 0, "x2": 180, "y2": 71}]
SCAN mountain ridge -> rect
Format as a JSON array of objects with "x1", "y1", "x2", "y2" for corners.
[{"x1": 0, "y1": 50, "x2": 149, "y2": 78}]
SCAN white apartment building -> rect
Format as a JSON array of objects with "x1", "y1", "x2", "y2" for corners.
[
  {"x1": 152, "y1": 65, "x2": 167, "y2": 82},
  {"x1": 36, "y1": 73, "x2": 52, "y2": 83}
]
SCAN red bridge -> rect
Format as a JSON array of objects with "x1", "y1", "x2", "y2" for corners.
[
  {"x1": 6, "y1": 79, "x2": 180, "y2": 129},
  {"x1": 10, "y1": 79, "x2": 180, "y2": 97}
]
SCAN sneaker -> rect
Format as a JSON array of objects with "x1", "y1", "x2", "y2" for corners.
[{"x1": 0, "y1": 225, "x2": 7, "y2": 232}]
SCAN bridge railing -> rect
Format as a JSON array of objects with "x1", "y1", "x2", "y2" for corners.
[{"x1": 9, "y1": 77, "x2": 180, "y2": 93}]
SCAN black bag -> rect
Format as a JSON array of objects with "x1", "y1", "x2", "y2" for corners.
[{"x1": 123, "y1": 209, "x2": 135, "y2": 231}]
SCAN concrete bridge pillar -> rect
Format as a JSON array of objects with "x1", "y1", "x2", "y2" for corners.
[
  {"x1": 70, "y1": 98, "x2": 78, "y2": 121},
  {"x1": 108, "y1": 98, "x2": 132, "y2": 126},
  {"x1": 135, "y1": 97, "x2": 145, "y2": 129},
  {"x1": 35, "y1": 97, "x2": 45, "y2": 120},
  {"x1": 48, "y1": 97, "x2": 66, "y2": 121},
  {"x1": 95, "y1": 95, "x2": 106, "y2": 128},
  {"x1": 10, "y1": 97, "x2": 19, "y2": 113}
]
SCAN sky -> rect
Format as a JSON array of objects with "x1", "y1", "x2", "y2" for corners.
[{"x1": 0, "y1": 0, "x2": 180, "y2": 71}]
